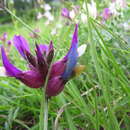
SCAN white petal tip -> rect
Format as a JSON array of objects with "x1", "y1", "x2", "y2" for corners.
[
  {"x1": 0, "y1": 67, "x2": 7, "y2": 77},
  {"x1": 78, "y1": 44, "x2": 87, "y2": 57}
]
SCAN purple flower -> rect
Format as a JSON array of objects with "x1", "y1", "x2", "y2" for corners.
[
  {"x1": 7, "y1": 40, "x2": 12, "y2": 46},
  {"x1": 61, "y1": 6, "x2": 80, "y2": 21},
  {"x1": 0, "y1": 32, "x2": 7, "y2": 42},
  {"x1": 102, "y1": 8, "x2": 111, "y2": 20},
  {"x1": 61, "y1": 8, "x2": 71, "y2": 19},
  {"x1": 1, "y1": 25, "x2": 85, "y2": 97}
]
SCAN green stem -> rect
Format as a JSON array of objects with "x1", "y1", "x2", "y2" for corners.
[
  {"x1": 39, "y1": 88, "x2": 44, "y2": 130},
  {"x1": 43, "y1": 95, "x2": 48, "y2": 130},
  {"x1": 40, "y1": 87, "x2": 48, "y2": 130},
  {"x1": 40, "y1": 86, "x2": 49, "y2": 130},
  {"x1": 4, "y1": 7, "x2": 49, "y2": 42},
  {"x1": 40, "y1": 63, "x2": 53, "y2": 130}
]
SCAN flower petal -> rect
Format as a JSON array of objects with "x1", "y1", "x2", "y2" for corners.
[
  {"x1": 14, "y1": 35, "x2": 36, "y2": 67},
  {"x1": 35, "y1": 44, "x2": 48, "y2": 75},
  {"x1": 13, "y1": 35, "x2": 30, "y2": 59},
  {"x1": 7, "y1": 40, "x2": 12, "y2": 46},
  {"x1": 102, "y1": 8, "x2": 111, "y2": 20},
  {"x1": 0, "y1": 32, "x2": 7, "y2": 42},
  {"x1": 46, "y1": 41, "x2": 54, "y2": 64},
  {"x1": 72, "y1": 65, "x2": 86, "y2": 77},
  {"x1": 46, "y1": 76, "x2": 66, "y2": 97},
  {"x1": 1, "y1": 47, "x2": 22, "y2": 77},
  {"x1": 18, "y1": 70, "x2": 44, "y2": 88},
  {"x1": 77, "y1": 44, "x2": 87, "y2": 57},
  {"x1": 37, "y1": 44, "x2": 49, "y2": 54},
  {"x1": 61, "y1": 8, "x2": 71, "y2": 19},
  {"x1": 62, "y1": 24, "x2": 78, "y2": 80},
  {"x1": 50, "y1": 59, "x2": 67, "y2": 79},
  {"x1": 0, "y1": 67, "x2": 7, "y2": 77},
  {"x1": 25, "y1": 51, "x2": 37, "y2": 67},
  {"x1": 70, "y1": 24, "x2": 78, "y2": 49}
]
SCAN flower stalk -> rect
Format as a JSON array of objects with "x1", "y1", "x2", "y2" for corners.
[
  {"x1": 40, "y1": 61, "x2": 53, "y2": 130},
  {"x1": 40, "y1": 87, "x2": 49, "y2": 130},
  {"x1": 0, "y1": 24, "x2": 86, "y2": 129},
  {"x1": 43, "y1": 95, "x2": 48, "y2": 130}
]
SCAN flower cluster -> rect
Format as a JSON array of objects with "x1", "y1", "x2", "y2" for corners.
[
  {"x1": 37, "y1": 4, "x2": 54, "y2": 25},
  {"x1": 61, "y1": 1, "x2": 97, "y2": 24},
  {"x1": 61, "y1": 6, "x2": 80, "y2": 20},
  {"x1": 1, "y1": 25, "x2": 86, "y2": 97},
  {"x1": 0, "y1": 32, "x2": 12, "y2": 45},
  {"x1": 102, "y1": 0, "x2": 127, "y2": 21}
]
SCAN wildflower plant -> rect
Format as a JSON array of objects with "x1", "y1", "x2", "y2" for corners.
[
  {"x1": 0, "y1": 32, "x2": 7, "y2": 43},
  {"x1": 0, "y1": 32, "x2": 12, "y2": 55},
  {"x1": 0, "y1": 0, "x2": 130, "y2": 129},
  {"x1": 0, "y1": 24, "x2": 86, "y2": 129},
  {"x1": 1, "y1": 24, "x2": 86, "y2": 96},
  {"x1": 61, "y1": 1, "x2": 97, "y2": 24}
]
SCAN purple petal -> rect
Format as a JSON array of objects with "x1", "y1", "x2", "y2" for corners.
[
  {"x1": 13, "y1": 35, "x2": 30, "y2": 58},
  {"x1": 7, "y1": 40, "x2": 12, "y2": 46},
  {"x1": 46, "y1": 76, "x2": 66, "y2": 97},
  {"x1": 61, "y1": 8, "x2": 71, "y2": 19},
  {"x1": 64, "y1": 24, "x2": 78, "y2": 59},
  {"x1": 46, "y1": 41, "x2": 54, "y2": 64},
  {"x1": 18, "y1": 70, "x2": 44, "y2": 88},
  {"x1": 62, "y1": 24, "x2": 78, "y2": 80},
  {"x1": 50, "y1": 59, "x2": 67, "y2": 79},
  {"x1": 36, "y1": 41, "x2": 54, "y2": 56},
  {"x1": 1, "y1": 47, "x2": 22, "y2": 77},
  {"x1": 0, "y1": 32, "x2": 7, "y2": 42},
  {"x1": 35, "y1": 44, "x2": 48, "y2": 75},
  {"x1": 25, "y1": 51, "x2": 37, "y2": 67},
  {"x1": 3, "y1": 32, "x2": 7, "y2": 40},
  {"x1": 38, "y1": 44, "x2": 49, "y2": 54},
  {"x1": 13, "y1": 35, "x2": 37, "y2": 67},
  {"x1": 48, "y1": 41, "x2": 53, "y2": 52},
  {"x1": 35, "y1": 41, "x2": 54, "y2": 70},
  {"x1": 70, "y1": 24, "x2": 78, "y2": 49},
  {"x1": 102, "y1": 8, "x2": 111, "y2": 20}
]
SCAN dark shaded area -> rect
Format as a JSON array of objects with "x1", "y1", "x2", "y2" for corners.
[
  {"x1": 13, "y1": 0, "x2": 35, "y2": 11},
  {"x1": 0, "y1": 10, "x2": 11, "y2": 24},
  {"x1": 0, "y1": 0, "x2": 37, "y2": 23}
]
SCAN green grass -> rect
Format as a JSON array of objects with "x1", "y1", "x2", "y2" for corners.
[{"x1": 0, "y1": 1, "x2": 130, "y2": 130}]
